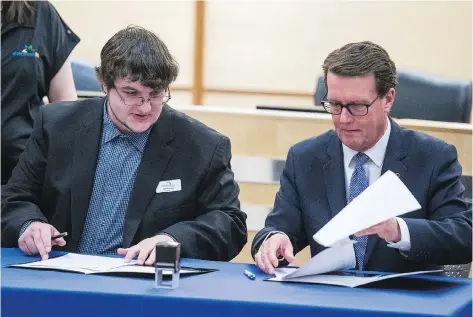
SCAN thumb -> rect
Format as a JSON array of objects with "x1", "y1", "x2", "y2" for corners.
[
  {"x1": 50, "y1": 227, "x2": 67, "y2": 246},
  {"x1": 281, "y1": 239, "x2": 296, "y2": 263},
  {"x1": 117, "y1": 248, "x2": 128, "y2": 256},
  {"x1": 52, "y1": 238, "x2": 67, "y2": 247}
]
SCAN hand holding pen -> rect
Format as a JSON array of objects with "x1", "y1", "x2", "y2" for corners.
[{"x1": 18, "y1": 222, "x2": 67, "y2": 260}]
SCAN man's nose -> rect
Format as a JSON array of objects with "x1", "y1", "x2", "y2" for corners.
[
  {"x1": 138, "y1": 98, "x2": 152, "y2": 112},
  {"x1": 339, "y1": 107, "x2": 352, "y2": 123}
]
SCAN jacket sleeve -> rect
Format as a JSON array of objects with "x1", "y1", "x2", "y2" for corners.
[
  {"x1": 161, "y1": 136, "x2": 248, "y2": 261},
  {"x1": 404, "y1": 144, "x2": 472, "y2": 265},
  {"x1": 251, "y1": 146, "x2": 308, "y2": 260},
  {"x1": 2, "y1": 108, "x2": 49, "y2": 246}
]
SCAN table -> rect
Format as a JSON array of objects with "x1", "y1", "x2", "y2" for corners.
[{"x1": 2, "y1": 248, "x2": 471, "y2": 317}]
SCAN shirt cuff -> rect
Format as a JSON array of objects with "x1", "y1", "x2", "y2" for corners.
[
  {"x1": 263, "y1": 231, "x2": 290, "y2": 262},
  {"x1": 158, "y1": 233, "x2": 177, "y2": 242},
  {"x1": 386, "y1": 217, "x2": 411, "y2": 252}
]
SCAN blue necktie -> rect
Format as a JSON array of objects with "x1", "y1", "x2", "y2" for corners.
[{"x1": 348, "y1": 152, "x2": 370, "y2": 270}]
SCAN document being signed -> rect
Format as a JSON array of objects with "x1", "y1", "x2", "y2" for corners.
[{"x1": 268, "y1": 171, "x2": 440, "y2": 287}]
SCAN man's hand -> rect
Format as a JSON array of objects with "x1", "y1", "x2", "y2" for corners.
[
  {"x1": 255, "y1": 233, "x2": 296, "y2": 274},
  {"x1": 117, "y1": 234, "x2": 175, "y2": 266},
  {"x1": 356, "y1": 218, "x2": 401, "y2": 242},
  {"x1": 18, "y1": 222, "x2": 67, "y2": 260}
]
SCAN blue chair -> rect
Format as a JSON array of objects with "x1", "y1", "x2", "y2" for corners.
[
  {"x1": 314, "y1": 71, "x2": 472, "y2": 123},
  {"x1": 71, "y1": 58, "x2": 102, "y2": 92}
]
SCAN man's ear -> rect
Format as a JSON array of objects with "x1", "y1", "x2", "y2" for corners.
[
  {"x1": 100, "y1": 81, "x2": 109, "y2": 94},
  {"x1": 384, "y1": 88, "x2": 395, "y2": 113}
]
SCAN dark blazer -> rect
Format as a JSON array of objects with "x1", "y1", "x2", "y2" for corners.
[
  {"x1": 252, "y1": 119, "x2": 472, "y2": 272},
  {"x1": 2, "y1": 97, "x2": 247, "y2": 261}
]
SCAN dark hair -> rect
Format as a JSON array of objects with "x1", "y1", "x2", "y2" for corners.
[
  {"x1": 322, "y1": 41, "x2": 397, "y2": 96},
  {"x1": 95, "y1": 25, "x2": 179, "y2": 91},
  {"x1": 1, "y1": 1, "x2": 35, "y2": 25}
]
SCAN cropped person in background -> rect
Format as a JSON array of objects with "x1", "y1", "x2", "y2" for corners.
[
  {"x1": 252, "y1": 41, "x2": 472, "y2": 274},
  {"x1": 2, "y1": 26, "x2": 247, "y2": 265},
  {"x1": 1, "y1": 1, "x2": 80, "y2": 185}
]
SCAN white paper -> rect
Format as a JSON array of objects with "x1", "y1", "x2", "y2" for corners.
[
  {"x1": 274, "y1": 239, "x2": 356, "y2": 280},
  {"x1": 268, "y1": 270, "x2": 442, "y2": 288},
  {"x1": 313, "y1": 170, "x2": 421, "y2": 247},
  {"x1": 15, "y1": 253, "x2": 132, "y2": 272},
  {"x1": 12, "y1": 253, "x2": 200, "y2": 276}
]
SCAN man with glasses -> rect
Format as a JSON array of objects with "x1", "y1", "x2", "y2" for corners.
[
  {"x1": 252, "y1": 41, "x2": 471, "y2": 274},
  {"x1": 2, "y1": 26, "x2": 247, "y2": 265}
]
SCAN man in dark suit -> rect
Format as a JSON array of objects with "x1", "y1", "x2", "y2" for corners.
[
  {"x1": 252, "y1": 41, "x2": 472, "y2": 274},
  {"x1": 2, "y1": 26, "x2": 247, "y2": 265}
]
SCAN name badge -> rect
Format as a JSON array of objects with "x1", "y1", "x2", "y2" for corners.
[{"x1": 156, "y1": 179, "x2": 182, "y2": 193}]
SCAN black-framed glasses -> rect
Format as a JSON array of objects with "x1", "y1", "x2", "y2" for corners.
[
  {"x1": 114, "y1": 87, "x2": 171, "y2": 107},
  {"x1": 321, "y1": 94, "x2": 379, "y2": 116}
]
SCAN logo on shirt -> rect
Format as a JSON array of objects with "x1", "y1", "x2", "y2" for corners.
[{"x1": 12, "y1": 44, "x2": 40, "y2": 58}]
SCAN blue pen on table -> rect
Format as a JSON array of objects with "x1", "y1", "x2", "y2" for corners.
[{"x1": 244, "y1": 269, "x2": 256, "y2": 280}]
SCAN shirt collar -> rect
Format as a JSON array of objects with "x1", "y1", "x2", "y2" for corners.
[
  {"x1": 101, "y1": 99, "x2": 151, "y2": 153},
  {"x1": 342, "y1": 117, "x2": 391, "y2": 168}
]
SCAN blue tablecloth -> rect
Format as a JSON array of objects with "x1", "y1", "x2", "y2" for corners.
[{"x1": 1, "y1": 248, "x2": 471, "y2": 317}]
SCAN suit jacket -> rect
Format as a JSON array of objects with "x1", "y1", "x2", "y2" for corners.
[
  {"x1": 252, "y1": 119, "x2": 472, "y2": 272},
  {"x1": 2, "y1": 97, "x2": 247, "y2": 261}
]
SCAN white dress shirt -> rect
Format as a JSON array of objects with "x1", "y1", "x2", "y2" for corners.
[{"x1": 342, "y1": 118, "x2": 411, "y2": 252}]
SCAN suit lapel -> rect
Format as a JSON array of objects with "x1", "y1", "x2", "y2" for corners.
[
  {"x1": 122, "y1": 105, "x2": 175, "y2": 247},
  {"x1": 323, "y1": 133, "x2": 347, "y2": 218},
  {"x1": 364, "y1": 118, "x2": 407, "y2": 268},
  {"x1": 70, "y1": 98, "x2": 104, "y2": 249}
]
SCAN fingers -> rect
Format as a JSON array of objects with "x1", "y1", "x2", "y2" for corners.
[
  {"x1": 255, "y1": 246, "x2": 269, "y2": 273},
  {"x1": 24, "y1": 236, "x2": 38, "y2": 256},
  {"x1": 255, "y1": 245, "x2": 271, "y2": 274},
  {"x1": 117, "y1": 248, "x2": 128, "y2": 256},
  {"x1": 41, "y1": 229, "x2": 52, "y2": 253},
  {"x1": 356, "y1": 220, "x2": 392, "y2": 237},
  {"x1": 255, "y1": 250, "x2": 273, "y2": 274},
  {"x1": 121, "y1": 245, "x2": 154, "y2": 265},
  {"x1": 144, "y1": 248, "x2": 156, "y2": 266},
  {"x1": 120, "y1": 236, "x2": 174, "y2": 265},
  {"x1": 255, "y1": 234, "x2": 294, "y2": 275},
  {"x1": 356, "y1": 219, "x2": 400, "y2": 242},
  {"x1": 260, "y1": 242, "x2": 276, "y2": 274},
  {"x1": 355, "y1": 224, "x2": 381, "y2": 237},
  {"x1": 267, "y1": 238, "x2": 281, "y2": 268},
  {"x1": 136, "y1": 247, "x2": 153, "y2": 265},
  {"x1": 32, "y1": 229, "x2": 48, "y2": 260},
  {"x1": 19, "y1": 239, "x2": 33, "y2": 255},
  {"x1": 18, "y1": 222, "x2": 67, "y2": 260},
  {"x1": 50, "y1": 228, "x2": 67, "y2": 247},
  {"x1": 281, "y1": 240, "x2": 296, "y2": 263},
  {"x1": 123, "y1": 247, "x2": 140, "y2": 263},
  {"x1": 52, "y1": 237, "x2": 67, "y2": 247},
  {"x1": 255, "y1": 252, "x2": 264, "y2": 272}
]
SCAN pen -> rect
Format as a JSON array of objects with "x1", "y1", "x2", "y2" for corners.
[
  {"x1": 244, "y1": 269, "x2": 256, "y2": 280},
  {"x1": 51, "y1": 232, "x2": 68, "y2": 240}
]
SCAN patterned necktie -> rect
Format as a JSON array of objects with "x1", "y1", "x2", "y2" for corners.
[{"x1": 348, "y1": 152, "x2": 370, "y2": 270}]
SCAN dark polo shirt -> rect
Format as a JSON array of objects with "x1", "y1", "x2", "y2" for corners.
[{"x1": 1, "y1": 1, "x2": 80, "y2": 184}]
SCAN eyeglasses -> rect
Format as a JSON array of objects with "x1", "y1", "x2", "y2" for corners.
[
  {"x1": 114, "y1": 87, "x2": 171, "y2": 107},
  {"x1": 321, "y1": 94, "x2": 379, "y2": 116}
]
